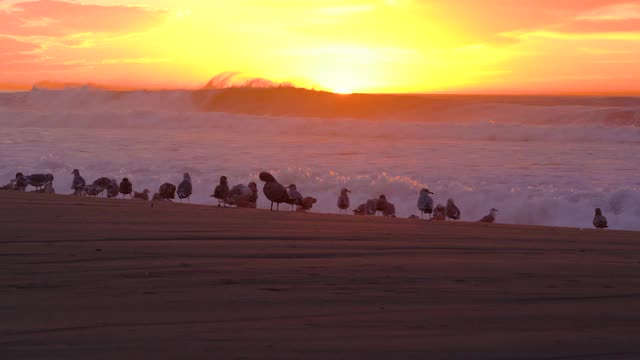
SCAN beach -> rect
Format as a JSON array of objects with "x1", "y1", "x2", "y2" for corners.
[{"x1": 1, "y1": 191, "x2": 640, "y2": 359}]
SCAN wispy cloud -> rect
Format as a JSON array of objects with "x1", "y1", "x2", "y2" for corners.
[{"x1": 575, "y1": 3, "x2": 640, "y2": 21}]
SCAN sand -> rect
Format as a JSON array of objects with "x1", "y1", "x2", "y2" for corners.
[{"x1": 1, "y1": 191, "x2": 640, "y2": 359}]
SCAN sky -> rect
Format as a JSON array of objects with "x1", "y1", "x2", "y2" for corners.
[{"x1": 1, "y1": 0, "x2": 640, "y2": 93}]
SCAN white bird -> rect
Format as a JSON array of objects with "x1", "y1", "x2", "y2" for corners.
[
  {"x1": 479, "y1": 208, "x2": 498, "y2": 223},
  {"x1": 337, "y1": 188, "x2": 351, "y2": 214},
  {"x1": 417, "y1": 188, "x2": 435, "y2": 220},
  {"x1": 593, "y1": 208, "x2": 608, "y2": 229}
]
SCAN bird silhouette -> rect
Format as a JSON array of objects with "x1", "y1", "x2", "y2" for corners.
[
  {"x1": 417, "y1": 188, "x2": 434, "y2": 220},
  {"x1": 337, "y1": 188, "x2": 351, "y2": 214},
  {"x1": 445, "y1": 198, "x2": 461, "y2": 220},
  {"x1": 593, "y1": 208, "x2": 608, "y2": 229},
  {"x1": 212, "y1": 176, "x2": 229, "y2": 207},
  {"x1": 177, "y1": 173, "x2": 193, "y2": 203},
  {"x1": 259, "y1": 172, "x2": 288, "y2": 211}
]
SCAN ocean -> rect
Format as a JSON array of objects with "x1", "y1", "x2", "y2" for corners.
[{"x1": 1, "y1": 87, "x2": 639, "y2": 230}]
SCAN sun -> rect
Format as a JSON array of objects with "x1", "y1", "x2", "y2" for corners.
[{"x1": 332, "y1": 87, "x2": 353, "y2": 95}]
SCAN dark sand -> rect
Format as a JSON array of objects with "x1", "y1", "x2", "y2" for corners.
[{"x1": 1, "y1": 191, "x2": 640, "y2": 359}]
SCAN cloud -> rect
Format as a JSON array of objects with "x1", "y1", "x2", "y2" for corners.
[
  {"x1": 101, "y1": 57, "x2": 174, "y2": 64},
  {"x1": 575, "y1": 2, "x2": 640, "y2": 21},
  {"x1": 0, "y1": 36, "x2": 40, "y2": 54},
  {"x1": 0, "y1": 0, "x2": 168, "y2": 37}
]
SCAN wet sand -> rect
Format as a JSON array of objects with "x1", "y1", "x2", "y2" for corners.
[{"x1": 1, "y1": 191, "x2": 640, "y2": 359}]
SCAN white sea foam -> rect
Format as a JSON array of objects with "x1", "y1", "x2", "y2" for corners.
[{"x1": 1, "y1": 89, "x2": 639, "y2": 230}]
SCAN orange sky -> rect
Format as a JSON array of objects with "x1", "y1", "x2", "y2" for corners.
[{"x1": 1, "y1": 0, "x2": 640, "y2": 93}]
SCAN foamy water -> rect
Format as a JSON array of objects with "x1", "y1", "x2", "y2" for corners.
[{"x1": 1, "y1": 88, "x2": 639, "y2": 230}]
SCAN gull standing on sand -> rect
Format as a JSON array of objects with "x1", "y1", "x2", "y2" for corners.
[
  {"x1": 353, "y1": 203, "x2": 370, "y2": 215},
  {"x1": 417, "y1": 188, "x2": 435, "y2": 220},
  {"x1": 32, "y1": 181, "x2": 55, "y2": 194},
  {"x1": 432, "y1": 204, "x2": 446, "y2": 220},
  {"x1": 133, "y1": 189, "x2": 150, "y2": 201},
  {"x1": 297, "y1": 197, "x2": 317, "y2": 212},
  {"x1": 285, "y1": 184, "x2": 303, "y2": 211},
  {"x1": 225, "y1": 182, "x2": 259, "y2": 208},
  {"x1": 14, "y1": 173, "x2": 28, "y2": 191},
  {"x1": 382, "y1": 201, "x2": 396, "y2": 217},
  {"x1": 26, "y1": 174, "x2": 54, "y2": 190},
  {"x1": 151, "y1": 183, "x2": 176, "y2": 207},
  {"x1": 376, "y1": 195, "x2": 391, "y2": 216},
  {"x1": 106, "y1": 178, "x2": 119, "y2": 198},
  {"x1": 71, "y1": 169, "x2": 86, "y2": 196},
  {"x1": 593, "y1": 208, "x2": 608, "y2": 229},
  {"x1": 259, "y1": 172, "x2": 288, "y2": 211},
  {"x1": 337, "y1": 188, "x2": 351, "y2": 214},
  {"x1": 84, "y1": 177, "x2": 110, "y2": 196},
  {"x1": 445, "y1": 198, "x2": 461, "y2": 220},
  {"x1": 212, "y1": 176, "x2": 229, "y2": 207},
  {"x1": 177, "y1": 173, "x2": 192, "y2": 203},
  {"x1": 119, "y1": 178, "x2": 133, "y2": 198},
  {"x1": 478, "y1": 208, "x2": 498, "y2": 223}
]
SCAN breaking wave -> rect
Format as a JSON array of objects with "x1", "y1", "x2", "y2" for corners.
[{"x1": 1, "y1": 87, "x2": 639, "y2": 230}]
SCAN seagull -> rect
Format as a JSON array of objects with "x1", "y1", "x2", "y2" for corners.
[
  {"x1": 119, "y1": 178, "x2": 133, "y2": 198},
  {"x1": 158, "y1": 183, "x2": 176, "y2": 199},
  {"x1": 106, "y1": 178, "x2": 119, "y2": 198},
  {"x1": 593, "y1": 208, "x2": 608, "y2": 229},
  {"x1": 133, "y1": 189, "x2": 150, "y2": 201},
  {"x1": 259, "y1": 172, "x2": 288, "y2": 211},
  {"x1": 211, "y1": 176, "x2": 229, "y2": 207},
  {"x1": 382, "y1": 201, "x2": 396, "y2": 217},
  {"x1": 0, "y1": 179, "x2": 16, "y2": 191},
  {"x1": 177, "y1": 173, "x2": 192, "y2": 203},
  {"x1": 432, "y1": 204, "x2": 446, "y2": 221},
  {"x1": 376, "y1": 195, "x2": 390, "y2": 216},
  {"x1": 32, "y1": 181, "x2": 55, "y2": 194},
  {"x1": 151, "y1": 183, "x2": 176, "y2": 207},
  {"x1": 85, "y1": 177, "x2": 111, "y2": 197},
  {"x1": 71, "y1": 169, "x2": 86, "y2": 196},
  {"x1": 353, "y1": 203, "x2": 368, "y2": 215},
  {"x1": 417, "y1": 188, "x2": 435, "y2": 220},
  {"x1": 297, "y1": 197, "x2": 317, "y2": 212},
  {"x1": 285, "y1": 184, "x2": 303, "y2": 211},
  {"x1": 337, "y1": 188, "x2": 351, "y2": 214},
  {"x1": 445, "y1": 198, "x2": 461, "y2": 220},
  {"x1": 479, "y1": 208, "x2": 498, "y2": 223},
  {"x1": 225, "y1": 182, "x2": 259, "y2": 208},
  {"x1": 14, "y1": 173, "x2": 28, "y2": 192},
  {"x1": 26, "y1": 174, "x2": 54, "y2": 190},
  {"x1": 353, "y1": 200, "x2": 377, "y2": 215}
]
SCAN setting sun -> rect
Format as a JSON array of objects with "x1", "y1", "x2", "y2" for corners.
[{"x1": 1, "y1": 0, "x2": 640, "y2": 93}]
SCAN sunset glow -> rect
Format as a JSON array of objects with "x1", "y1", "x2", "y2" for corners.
[{"x1": 2, "y1": 0, "x2": 640, "y2": 93}]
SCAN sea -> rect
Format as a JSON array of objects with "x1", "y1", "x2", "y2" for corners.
[{"x1": 1, "y1": 86, "x2": 639, "y2": 230}]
